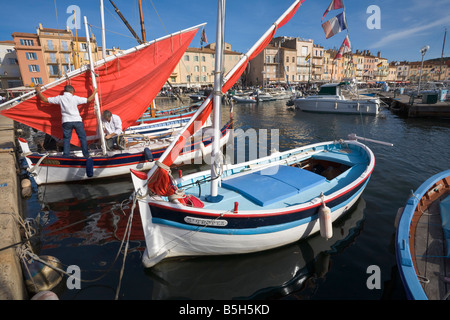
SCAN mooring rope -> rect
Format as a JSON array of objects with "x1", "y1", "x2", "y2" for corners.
[{"x1": 12, "y1": 193, "x2": 139, "y2": 299}]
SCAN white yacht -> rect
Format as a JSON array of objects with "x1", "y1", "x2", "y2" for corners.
[{"x1": 294, "y1": 83, "x2": 380, "y2": 115}]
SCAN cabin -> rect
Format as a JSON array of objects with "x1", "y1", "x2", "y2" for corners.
[{"x1": 318, "y1": 83, "x2": 342, "y2": 96}]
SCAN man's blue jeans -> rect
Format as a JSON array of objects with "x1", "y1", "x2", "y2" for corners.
[{"x1": 62, "y1": 121, "x2": 90, "y2": 157}]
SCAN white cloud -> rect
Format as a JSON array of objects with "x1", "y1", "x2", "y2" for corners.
[{"x1": 369, "y1": 15, "x2": 450, "y2": 49}]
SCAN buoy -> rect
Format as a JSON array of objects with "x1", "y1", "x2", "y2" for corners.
[
  {"x1": 23, "y1": 255, "x2": 63, "y2": 293},
  {"x1": 144, "y1": 147, "x2": 153, "y2": 161},
  {"x1": 31, "y1": 290, "x2": 59, "y2": 300},
  {"x1": 21, "y1": 178, "x2": 32, "y2": 198},
  {"x1": 318, "y1": 202, "x2": 333, "y2": 240},
  {"x1": 21, "y1": 186, "x2": 32, "y2": 198},
  {"x1": 85, "y1": 157, "x2": 94, "y2": 177},
  {"x1": 21, "y1": 178, "x2": 31, "y2": 188}
]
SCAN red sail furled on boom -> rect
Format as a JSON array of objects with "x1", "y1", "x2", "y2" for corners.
[
  {"x1": 146, "y1": 0, "x2": 305, "y2": 197},
  {"x1": 1, "y1": 28, "x2": 199, "y2": 147}
]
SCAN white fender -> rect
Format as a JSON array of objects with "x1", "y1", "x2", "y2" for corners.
[{"x1": 319, "y1": 202, "x2": 333, "y2": 240}]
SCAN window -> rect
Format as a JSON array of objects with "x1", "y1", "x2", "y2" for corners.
[
  {"x1": 186, "y1": 75, "x2": 191, "y2": 82},
  {"x1": 49, "y1": 65, "x2": 59, "y2": 76},
  {"x1": 28, "y1": 65, "x2": 40, "y2": 72},
  {"x1": 47, "y1": 40, "x2": 54, "y2": 50},
  {"x1": 292, "y1": 57, "x2": 295, "y2": 63},
  {"x1": 8, "y1": 58, "x2": 17, "y2": 65},
  {"x1": 31, "y1": 77, "x2": 43, "y2": 85},
  {"x1": 194, "y1": 56, "x2": 199, "y2": 62},
  {"x1": 64, "y1": 54, "x2": 70, "y2": 63},
  {"x1": 26, "y1": 52, "x2": 37, "y2": 60},
  {"x1": 50, "y1": 53, "x2": 56, "y2": 63},
  {"x1": 194, "y1": 66, "x2": 199, "y2": 72},
  {"x1": 286, "y1": 57, "x2": 289, "y2": 63},
  {"x1": 6, "y1": 49, "x2": 13, "y2": 53},
  {"x1": 62, "y1": 41, "x2": 69, "y2": 51},
  {"x1": 301, "y1": 46, "x2": 308, "y2": 56},
  {"x1": 195, "y1": 76, "x2": 199, "y2": 82},
  {"x1": 201, "y1": 66, "x2": 206, "y2": 72},
  {"x1": 201, "y1": 56, "x2": 206, "y2": 62},
  {"x1": 202, "y1": 76, "x2": 207, "y2": 82},
  {"x1": 80, "y1": 43, "x2": 88, "y2": 51},
  {"x1": 184, "y1": 55, "x2": 190, "y2": 61},
  {"x1": 20, "y1": 39, "x2": 34, "y2": 46}
]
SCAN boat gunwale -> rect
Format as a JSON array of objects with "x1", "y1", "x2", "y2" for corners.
[
  {"x1": 144, "y1": 139, "x2": 375, "y2": 216},
  {"x1": 24, "y1": 121, "x2": 232, "y2": 168}
]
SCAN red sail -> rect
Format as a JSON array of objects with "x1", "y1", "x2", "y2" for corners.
[
  {"x1": 1, "y1": 28, "x2": 199, "y2": 147},
  {"x1": 146, "y1": 0, "x2": 305, "y2": 197}
]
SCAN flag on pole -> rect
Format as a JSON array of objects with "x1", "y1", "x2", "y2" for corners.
[
  {"x1": 377, "y1": 62, "x2": 382, "y2": 68},
  {"x1": 321, "y1": 12, "x2": 348, "y2": 39},
  {"x1": 305, "y1": 53, "x2": 311, "y2": 62},
  {"x1": 334, "y1": 34, "x2": 351, "y2": 60},
  {"x1": 200, "y1": 27, "x2": 208, "y2": 46},
  {"x1": 322, "y1": 0, "x2": 344, "y2": 21}
]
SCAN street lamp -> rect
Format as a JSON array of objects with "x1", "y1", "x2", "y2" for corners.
[
  {"x1": 394, "y1": 61, "x2": 400, "y2": 97},
  {"x1": 417, "y1": 45, "x2": 429, "y2": 95}
]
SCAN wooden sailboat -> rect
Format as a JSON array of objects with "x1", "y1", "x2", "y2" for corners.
[
  {"x1": 129, "y1": 0, "x2": 375, "y2": 268},
  {"x1": 1, "y1": 12, "x2": 231, "y2": 184}
]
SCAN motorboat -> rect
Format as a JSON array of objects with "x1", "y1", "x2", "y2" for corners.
[{"x1": 294, "y1": 83, "x2": 380, "y2": 115}]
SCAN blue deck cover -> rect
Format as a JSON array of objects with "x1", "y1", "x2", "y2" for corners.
[
  {"x1": 439, "y1": 195, "x2": 450, "y2": 257},
  {"x1": 221, "y1": 165, "x2": 326, "y2": 207}
]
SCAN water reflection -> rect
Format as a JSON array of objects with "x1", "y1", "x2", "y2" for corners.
[{"x1": 37, "y1": 178, "x2": 143, "y2": 247}]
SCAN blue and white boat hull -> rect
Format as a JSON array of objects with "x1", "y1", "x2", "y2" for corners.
[{"x1": 131, "y1": 139, "x2": 375, "y2": 268}]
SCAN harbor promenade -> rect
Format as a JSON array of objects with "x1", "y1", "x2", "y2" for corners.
[{"x1": 0, "y1": 114, "x2": 27, "y2": 300}]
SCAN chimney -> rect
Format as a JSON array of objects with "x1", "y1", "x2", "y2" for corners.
[{"x1": 377, "y1": 51, "x2": 381, "y2": 58}]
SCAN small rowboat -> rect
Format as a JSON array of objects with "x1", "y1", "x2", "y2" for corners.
[{"x1": 395, "y1": 170, "x2": 450, "y2": 300}]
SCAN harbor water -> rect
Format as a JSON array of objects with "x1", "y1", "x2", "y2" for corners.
[{"x1": 22, "y1": 98, "x2": 450, "y2": 300}]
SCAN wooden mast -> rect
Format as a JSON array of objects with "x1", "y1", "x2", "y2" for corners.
[
  {"x1": 138, "y1": 0, "x2": 146, "y2": 43},
  {"x1": 84, "y1": 16, "x2": 107, "y2": 155}
]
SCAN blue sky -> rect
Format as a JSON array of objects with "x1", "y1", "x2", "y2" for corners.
[{"x1": 1, "y1": 0, "x2": 449, "y2": 62}]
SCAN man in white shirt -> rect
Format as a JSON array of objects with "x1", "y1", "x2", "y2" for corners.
[
  {"x1": 36, "y1": 85, "x2": 97, "y2": 157},
  {"x1": 101, "y1": 110, "x2": 124, "y2": 150}
]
